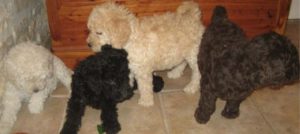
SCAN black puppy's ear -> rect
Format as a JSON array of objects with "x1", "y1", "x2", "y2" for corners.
[
  {"x1": 100, "y1": 44, "x2": 128, "y2": 57},
  {"x1": 212, "y1": 6, "x2": 228, "y2": 23},
  {"x1": 101, "y1": 44, "x2": 113, "y2": 51},
  {"x1": 118, "y1": 49, "x2": 128, "y2": 57}
]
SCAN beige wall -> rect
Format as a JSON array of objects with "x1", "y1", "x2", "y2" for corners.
[
  {"x1": 0, "y1": 0, "x2": 50, "y2": 51},
  {"x1": 289, "y1": 0, "x2": 300, "y2": 19}
]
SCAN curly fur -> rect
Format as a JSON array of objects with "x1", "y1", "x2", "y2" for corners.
[
  {"x1": 194, "y1": 6, "x2": 300, "y2": 124},
  {"x1": 0, "y1": 42, "x2": 72, "y2": 134},
  {"x1": 60, "y1": 45, "x2": 164, "y2": 134},
  {"x1": 87, "y1": 1, "x2": 205, "y2": 106}
]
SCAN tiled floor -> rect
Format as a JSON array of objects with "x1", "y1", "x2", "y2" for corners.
[{"x1": 12, "y1": 20, "x2": 300, "y2": 134}]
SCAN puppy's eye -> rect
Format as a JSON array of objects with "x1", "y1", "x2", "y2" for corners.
[{"x1": 96, "y1": 32, "x2": 102, "y2": 35}]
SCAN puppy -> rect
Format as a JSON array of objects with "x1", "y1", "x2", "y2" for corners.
[
  {"x1": 194, "y1": 6, "x2": 299, "y2": 124},
  {"x1": 87, "y1": 1, "x2": 205, "y2": 106},
  {"x1": 60, "y1": 45, "x2": 164, "y2": 134},
  {"x1": 0, "y1": 42, "x2": 72, "y2": 134}
]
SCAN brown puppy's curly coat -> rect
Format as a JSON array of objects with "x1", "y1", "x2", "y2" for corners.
[{"x1": 195, "y1": 6, "x2": 299, "y2": 123}]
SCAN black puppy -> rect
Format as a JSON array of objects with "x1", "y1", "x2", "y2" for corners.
[
  {"x1": 195, "y1": 6, "x2": 299, "y2": 124},
  {"x1": 60, "y1": 45, "x2": 164, "y2": 134}
]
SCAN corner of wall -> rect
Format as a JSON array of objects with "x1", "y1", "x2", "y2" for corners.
[{"x1": 288, "y1": 0, "x2": 300, "y2": 19}]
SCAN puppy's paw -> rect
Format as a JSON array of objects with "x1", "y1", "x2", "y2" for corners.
[
  {"x1": 28, "y1": 103, "x2": 43, "y2": 114},
  {"x1": 103, "y1": 122, "x2": 121, "y2": 134},
  {"x1": 138, "y1": 98, "x2": 154, "y2": 107},
  {"x1": 194, "y1": 108, "x2": 210, "y2": 124},
  {"x1": 60, "y1": 127, "x2": 78, "y2": 134},
  {"x1": 167, "y1": 70, "x2": 183, "y2": 79},
  {"x1": 183, "y1": 84, "x2": 198, "y2": 94},
  {"x1": 105, "y1": 126, "x2": 121, "y2": 134},
  {"x1": 221, "y1": 109, "x2": 239, "y2": 119}
]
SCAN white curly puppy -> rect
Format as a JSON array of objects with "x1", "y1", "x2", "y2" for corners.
[
  {"x1": 87, "y1": 1, "x2": 204, "y2": 106},
  {"x1": 0, "y1": 41, "x2": 72, "y2": 134}
]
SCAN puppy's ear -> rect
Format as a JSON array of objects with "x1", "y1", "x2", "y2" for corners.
[
  {"x1": 118, "y1": 49, "x2": 128, "y2": 57},
  {"x1": 109, "y1": 17, "x2": 131, "y2": 49},
  {"x1": 101, "y1": 45, "x2": 113, "y2": 51},
  {"x1": 100, "y1": 45, "x2": 128, "y2": 58}
]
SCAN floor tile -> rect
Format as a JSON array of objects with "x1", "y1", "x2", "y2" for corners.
[
  {"x1": 78, "y1": 94, "x2": 166, "y2": 134},
  {"x1": 51, "y1": 83, "x2": 70, "y2": 97},
  {"x1": 250, "y1": 82, "x2": 300, "y2": 134},
  {"x1": 118, "y1": 94, "x2": 166, "y2": 134},
  {"x1": 11, "y1": 97, "x2": 68, "y2": 134},
  {"x1": 161, "y1": 92, "x2": 274, "y2": 134}
]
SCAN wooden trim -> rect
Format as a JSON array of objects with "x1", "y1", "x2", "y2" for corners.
[
  {"x1": 274, "y1": 0, "x2": 292, "y2": 34},
  {"x1": 54, "y1": 51, "x2": 92, "y2": 58},
  {"x1": 46, "y1": 0, "x2": 62, "y2": 41}
]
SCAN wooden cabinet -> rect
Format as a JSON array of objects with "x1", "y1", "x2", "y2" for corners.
[{"x1": 46, "y1": 0, "x2": 291, "y2": 68}]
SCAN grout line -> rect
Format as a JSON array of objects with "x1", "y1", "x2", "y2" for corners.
[
  {"x1": 249, "y1": 96, "x2": 277, "y2": 134},
  {"x1": 161, "y1": 88, "x2": 182, "y2": 93},
  {"x1": 158, "y1": 93, "x2": 170, "y2": 134},
  {"x1": 133, "y1": 88, "x2": 182, "y2": 95},
  {"x1": 57, "y1": 97, "x2": 68, "y2": 133},
  {"x1": 51, "y1": 95, "x2": 69, "y2": 98}
]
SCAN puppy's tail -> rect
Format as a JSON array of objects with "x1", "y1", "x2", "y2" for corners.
[
  {"x1": 211, "y1": 6, "x2": 228, "y2": 23},
  {"x1": 53, "y1": 55, "x2": 73, "y2": 93},
  {"x1": 176, "y1": 1, "x2": 201, "y2": 19}
]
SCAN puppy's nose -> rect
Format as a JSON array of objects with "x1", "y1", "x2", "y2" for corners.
[
  {"x1": 87, "y1": 43, "x2": 92, "y2": 48},
  {"x1": 33, "y1": 89, "x2": 39, "y2": 93}
]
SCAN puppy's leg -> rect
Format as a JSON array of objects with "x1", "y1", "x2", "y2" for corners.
[
  {"x1": 28, "y1": 79, "x2": 57, "y2": 114},
  {"x1": 0, "y1": 83, "x2": 22, "y2": 134},
  {"x1": 28, "y1": 89, "x2": 49, "y2": 114},
  {"x1": 194, "y1": 91, "x2": 217, "y2": 124},
  {"x1": 129, "y1": 72, "x2": 135, "y2": 87},
  {"x1": 221, "y1": 99, "x2": 245, "y2": 119},
  {"x1": 183, "y1": 54, "x2": 200, "y2": 94},
  {"x1": 60, "y1": 94, "x2": 86, "y2": 134},
  {"x1": 167, "y1": 62, "x2": 187, "y2": 79},
  {"x1": 136, "y1": 71, "x2": 154, "y2": 106},
  {"x1": 101, "y1": 101, "x2": 120, "y2": 134}
]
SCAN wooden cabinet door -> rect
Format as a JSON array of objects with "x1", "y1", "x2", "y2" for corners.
[{"x1": 46, "y1": 0, "x2": 291, "y2": 68}]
